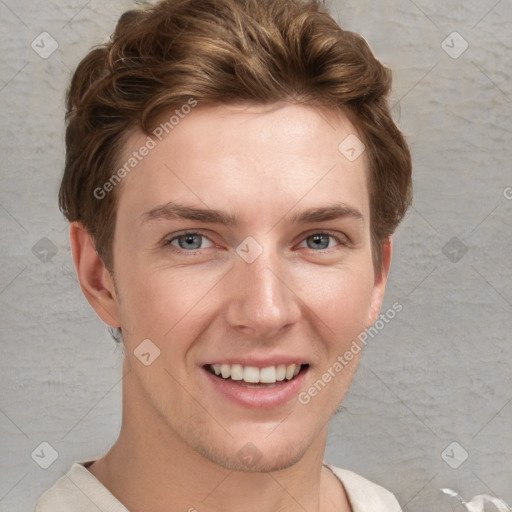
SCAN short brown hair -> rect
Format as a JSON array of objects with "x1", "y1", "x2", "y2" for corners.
[{"x1": 59, "y1": 0, "x2": 412, "y2": 275}]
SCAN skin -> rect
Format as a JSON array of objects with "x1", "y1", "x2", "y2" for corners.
[{"x1": 71, "y1": 102, "x2": 392, "y2": 512}]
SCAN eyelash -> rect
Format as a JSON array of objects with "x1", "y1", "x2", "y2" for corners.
[{"x1": 163, "y1": 230, "x2": 350, "y2": 255}]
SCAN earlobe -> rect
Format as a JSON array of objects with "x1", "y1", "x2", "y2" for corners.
[
  {"x1": 365, "y1": 237, "x2": 393, "y2": 329},
  {"x1": 69, "y1": 222, "x2": 121, "y2": 328}
]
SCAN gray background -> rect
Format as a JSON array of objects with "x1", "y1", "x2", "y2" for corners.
[{"x1": 0, "y1": 0, "x2": 511, "y2": 510}]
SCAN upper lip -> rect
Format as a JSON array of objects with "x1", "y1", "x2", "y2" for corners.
[{"x1": 202, "y1": 356, "x2": 309, "y2": 368}]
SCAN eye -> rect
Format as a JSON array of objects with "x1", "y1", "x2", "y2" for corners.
[
  {"x1": 298, "y1": 232, "x2": 348, "y2": 251},
  {"x1": 164, "y1": 231, "x2": 214, "y2": 252},
  {"x1": 163, "y1": 230, "x2": 349, "y2": 255}
]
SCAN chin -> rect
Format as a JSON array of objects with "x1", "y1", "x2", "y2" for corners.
[
  {"x1": 205, "y1": 444, "x2": 308, "y2": 473},
  {"x1": 189, "y1": 428, "x2": 312, "y2": 474}
]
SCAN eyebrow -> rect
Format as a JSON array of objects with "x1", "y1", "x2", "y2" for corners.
[{"x1": 140, "y1": 201, "x2": 364, "y2": 227}]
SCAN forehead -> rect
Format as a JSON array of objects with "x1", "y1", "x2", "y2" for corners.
[{"x1": 115, "y1": 102, "x2": 370, "y2": 226}]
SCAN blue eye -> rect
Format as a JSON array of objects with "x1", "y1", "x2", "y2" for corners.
[
  {"x1": 166, "y1": 232, "x2": 213, "y2": 251},
  {"x1": 299, "y1": 233, "x2": 345, "y2": 251},
  {"x1": 164, "y1": 230, "x2": 347, "y2": 255}
]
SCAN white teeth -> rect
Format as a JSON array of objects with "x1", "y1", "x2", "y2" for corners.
[
  {"x1": 208, "y1": 363, "x2": 304, "y2": 384},
  {"x1": 276, "y1": 364, "x2": 286, "y2": 381},
  {"x1": 231, "y1": 364, "x2": 243, "y2": 381},
  {"x1": 243, "y1": 366, "x2": 260, "y2": 383},
  {"x1": 260, "y1": 366, "x2": 276, "y2": 383},
  {"x1": 220, "y1": 364, "x2": 230, "y2": 379}
]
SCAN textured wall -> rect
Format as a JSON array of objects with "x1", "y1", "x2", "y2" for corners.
[{"x1": 0, "y1": 1, "x2": 510, "y2": 511}]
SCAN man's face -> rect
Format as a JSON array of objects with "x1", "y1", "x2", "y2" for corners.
[{"x1": 108, "y1": 102, "x2": 387, "y2": 472}]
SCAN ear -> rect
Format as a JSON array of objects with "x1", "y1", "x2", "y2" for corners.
[
  {"x1": 69, "y1": 222, "x2": 121, "y2": 328},
  {"x1": 365, "y1": 237, "x2": 392, "y2": 329}
]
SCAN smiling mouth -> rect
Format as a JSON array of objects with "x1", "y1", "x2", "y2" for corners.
[{"x1": 204, "y1": 363, "x2": 309, "y2": 387}]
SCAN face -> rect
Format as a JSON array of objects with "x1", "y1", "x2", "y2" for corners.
[{"x1": 95, "y1": 102, "x2": 389, "y2": 472}]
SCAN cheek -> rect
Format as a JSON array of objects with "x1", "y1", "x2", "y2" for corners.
[
  {"x1": 298, "y1": 264, "x2": 374, "y2": 337},
  {"x1": 116, "y1": 263, "x2": 226, "y2": 348}
]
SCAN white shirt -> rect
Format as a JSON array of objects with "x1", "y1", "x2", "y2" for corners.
[{"x1": 35, "y1": 460, "x2": 401, "y2": 511}]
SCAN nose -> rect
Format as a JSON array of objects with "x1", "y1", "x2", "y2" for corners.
[{"x1": 224, "y1": 243, "x2": 301, "y2": 339}]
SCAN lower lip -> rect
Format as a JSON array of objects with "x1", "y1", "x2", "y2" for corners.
[{"x1": 203, "y1": 367, "x2": 308, "y2": 409}]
